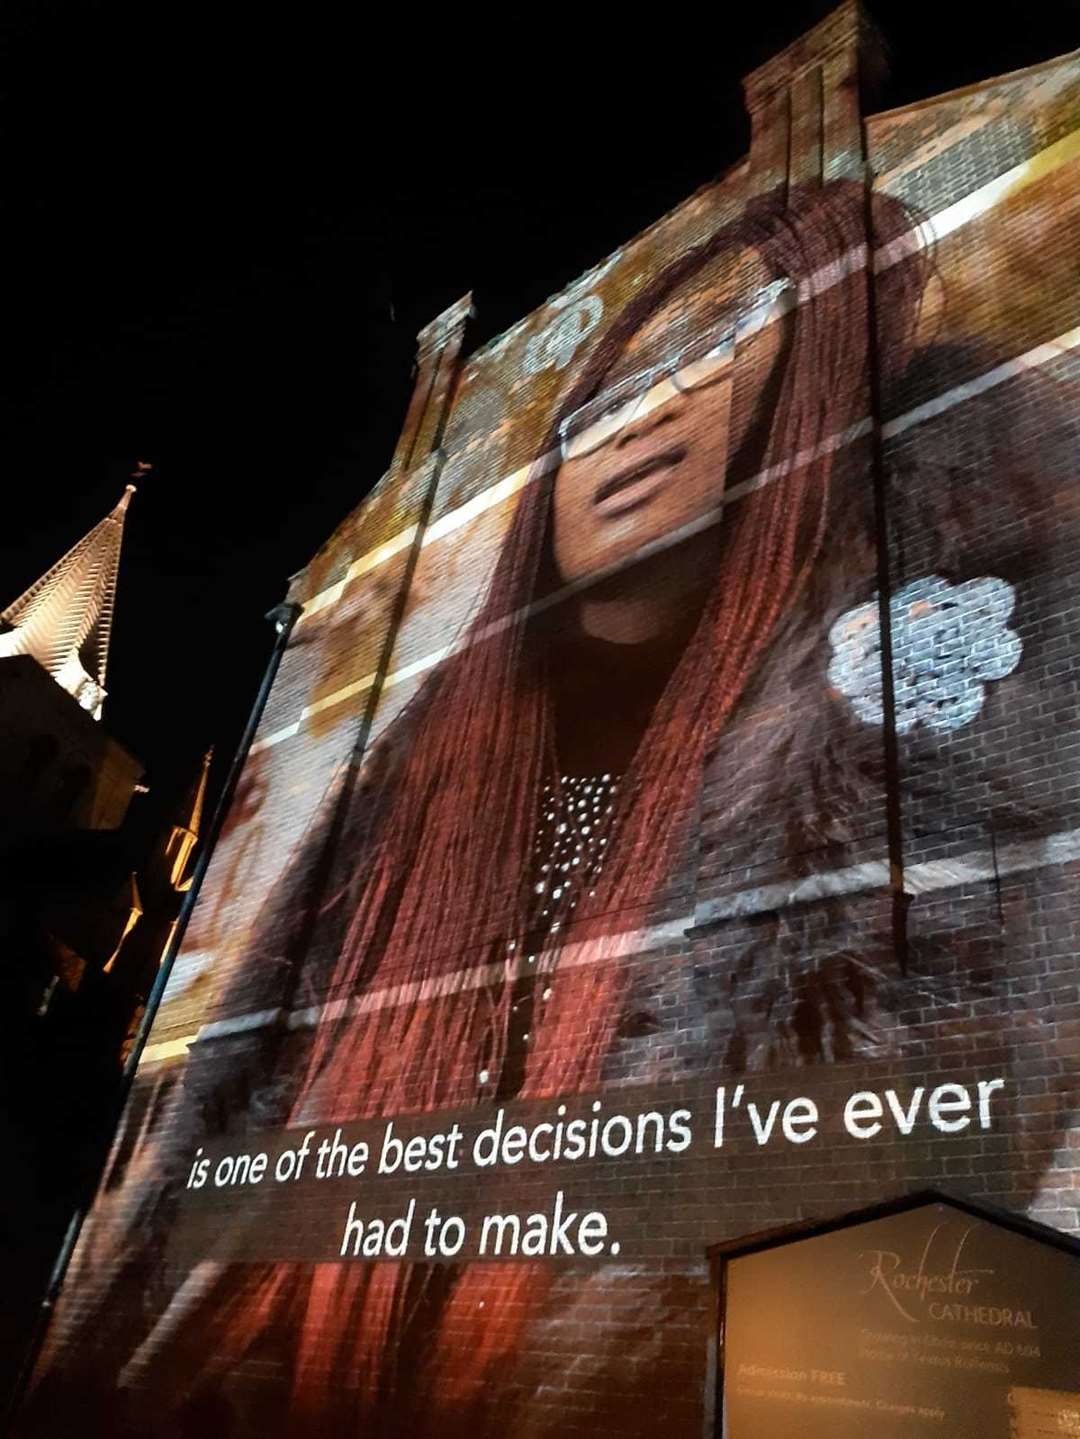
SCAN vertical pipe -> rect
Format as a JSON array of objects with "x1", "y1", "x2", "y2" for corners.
[{"x1": 863, "y1": 174, "x2": 910, "y2": 975}]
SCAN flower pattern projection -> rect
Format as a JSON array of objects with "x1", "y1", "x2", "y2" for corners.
[
  {"x1": 523, "y1": 296, "x2": 604, "y2": 375},
  {"x1": 828, "y1": 575, "x2": 1022, "y2": 733}
]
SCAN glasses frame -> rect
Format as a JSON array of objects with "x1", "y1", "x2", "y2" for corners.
[{"x1": 557, "y1": 277, "x2": 794, "y2": 463}]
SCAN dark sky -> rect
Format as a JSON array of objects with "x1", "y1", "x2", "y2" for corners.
[{"x1": 3, "y1": 0, "x2": 1078, "y2": 826}]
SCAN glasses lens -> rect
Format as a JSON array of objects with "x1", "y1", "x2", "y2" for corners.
[
  {"x1": 671, "y1": 279, "x2": 791, "y2": 394},
  {"x1": 672, "y1": 340, "x2": 734, "y2": 394},
  {"x1": 560, "y1": 390, "x2": 648, "y2": 461}
]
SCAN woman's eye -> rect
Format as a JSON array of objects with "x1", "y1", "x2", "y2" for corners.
[{"x1": 574, "y1": 398, "x2": 625, "y2": 434}]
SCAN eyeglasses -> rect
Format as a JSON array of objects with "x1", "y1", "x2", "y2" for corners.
[{"x1": 557, "y1": 277, "x2": 793, "y2": 462}]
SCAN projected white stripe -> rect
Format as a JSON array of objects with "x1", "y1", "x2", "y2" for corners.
[
  {"x1": 251, "y1": 418, "x2": 871, "y2": 754},
  {"x1": 140, "y1": 821, "x2": 1080, "y2": 1064},
  {"x1": 299, "y1": 521, "x2": 417, "y2": 623},
  {"x1": 874, "y1": 126, "x2": 1080, "y2": 272},
  {"x1": 249, "y1": 317, "x2": 1080, "y2": 754},
  {"x1": 290, "y1": 125, "x2": 1080, "y2": 635},
  {"x1": 881, "y1": 325, "x2": 1080, "y2": 439}
]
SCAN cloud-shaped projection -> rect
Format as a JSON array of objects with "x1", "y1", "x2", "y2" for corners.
[
  {"x1": 523, "y1": 296, "x2": 604, "y2": 375},
  {"x1": 828, "y1": 575, "x2": 1022, "y2": 733}
]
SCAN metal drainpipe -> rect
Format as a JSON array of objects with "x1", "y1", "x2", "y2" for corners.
[{"x1": 4, "y1": 598, "x2": 303, "y2": 1433}]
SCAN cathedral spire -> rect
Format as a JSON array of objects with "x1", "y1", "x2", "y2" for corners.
[
  {"x1": 169, "y1": 746, "x2": 213, "y2": 892},
  {"x1": 0, "y1": 485, "x2": 136, "y2": 720}
]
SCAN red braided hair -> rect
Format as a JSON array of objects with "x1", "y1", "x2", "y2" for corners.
[{"x1": 222, "y1": 179, "x2": 931, "y2": 1422}]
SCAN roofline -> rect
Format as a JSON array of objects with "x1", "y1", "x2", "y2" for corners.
[
  {"x1": 464, "y1": 152, "x2": 750, "y2": 368},
  {"x1": 465, "y1": 47, "x2": 1080, "y2": 367},
  {"x1": 867, "y1": 44, "x2": 1080, "y2": 125}
]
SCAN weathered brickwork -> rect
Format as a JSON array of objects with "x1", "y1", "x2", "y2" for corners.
[{"x1": 19, "y1": 6, "x2": 1080, "y2": 1437}]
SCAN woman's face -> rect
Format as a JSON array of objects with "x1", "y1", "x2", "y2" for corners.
[{"x1": 551, "y1": 249, "x2": 789, "y2": 592}]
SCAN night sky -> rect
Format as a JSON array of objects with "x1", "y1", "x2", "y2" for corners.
[{"x1": 3, "y1": 0, "x2": 1078, "y2": 830}]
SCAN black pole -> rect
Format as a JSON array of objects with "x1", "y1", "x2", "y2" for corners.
[
  {"x1": 4, "y1": 598, "x2": 302, "y2": 1433},
  {"x1": 861, "y1": 167, "x2": 910, "y2": 977},
  {"x1": 122, "y1": 600, "x2": 303, "y2": 1086}
]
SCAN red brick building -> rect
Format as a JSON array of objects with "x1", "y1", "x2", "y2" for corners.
[{"x1": 20, "y1": 6, "x2": 1080, "y2": 1436}]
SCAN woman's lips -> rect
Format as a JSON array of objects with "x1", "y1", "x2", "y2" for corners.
[{"x1": 592, "y1": 447, "x2": 687, "y2": 517}]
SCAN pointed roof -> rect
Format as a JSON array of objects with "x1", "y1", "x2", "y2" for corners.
[
  {"x1": 178, "y1": 746, "x2": 213, "y2": 841},
  {"x1": 170, "y1": 746, "x2": 212, "y2": 891},
  {"x1": 0, "y1": 485, "x2": 135, "y2": 720},
  {"x1": 134, "y1": 746, "x2": 213, "y2": 899},
  {"x1": 103, "y1": 873, "x2": 144, "y2": 975}
]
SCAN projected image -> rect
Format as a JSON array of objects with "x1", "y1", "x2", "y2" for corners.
[
  {"x1": 15, "y1": 175, "x2": 906, "y2": 1425},
  {"x1": 19, "y1": 147, "x2": 1080, "y2": 1439}
]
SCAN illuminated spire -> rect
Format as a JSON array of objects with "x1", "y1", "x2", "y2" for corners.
[
  {"x1": 0, "y1": 485, "x2": 136, "y2": 720},
  {"x1": 103, "y1": 874, "x2": 145, "y2": 976},
  {"x1": 168, "y1": 746, "x2": 213, "y2": 891}
]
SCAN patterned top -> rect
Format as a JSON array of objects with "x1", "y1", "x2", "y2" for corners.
[{"x1": 531, "y1": 773, "x2": 621, "y2": 926}]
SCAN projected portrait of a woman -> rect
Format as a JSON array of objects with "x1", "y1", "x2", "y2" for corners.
[{"x1": 24, "y1": 179, "x2": 954, "y2": 1438}]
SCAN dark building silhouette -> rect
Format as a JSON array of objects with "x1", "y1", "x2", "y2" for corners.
[{"x1": 0, "y1": 488, "x2": 209, "y2": 1401}]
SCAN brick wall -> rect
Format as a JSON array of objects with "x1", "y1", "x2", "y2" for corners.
[{"x1": 20, "y1": 7, "x2": 1080, "y2": 1438}]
